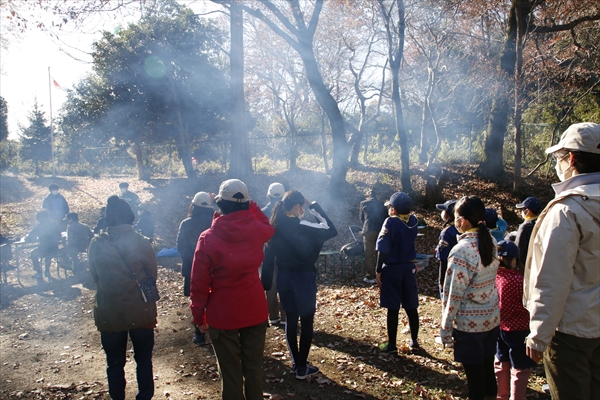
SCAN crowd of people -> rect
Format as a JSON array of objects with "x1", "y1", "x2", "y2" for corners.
[{"x1": 1, "y1": 122, "x2": 598, "y2": 400}]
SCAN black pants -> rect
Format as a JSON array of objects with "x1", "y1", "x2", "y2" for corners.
[{"x1": 100, "y1": 328, "x2": 154, "y2": 400}]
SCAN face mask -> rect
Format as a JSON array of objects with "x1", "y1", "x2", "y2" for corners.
[
  {"x1": 455, "y1": 217, "x2": 463, "y2": 233},
  {"x1": 555, "y1": 163, "x2": 573, "y2": 182},
  {"x1": 521, "y1": 210, "x2": 528, "y2": 219},
  {"x1": 120, "y1": 188, "x2": 127, "y2": 194},
  {"x1": 298, "y1": 207, "x2": 305, "y2": 220},
  {"x1": 51, "y1": 191, "x2": 58, "y2": 195}
]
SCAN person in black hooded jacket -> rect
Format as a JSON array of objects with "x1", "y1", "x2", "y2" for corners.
[
  {"x1": 176, "y1": 191, "x2": 214, "y2": 346},
  {"x1": 262, "y1": 190, "x2": 337, "y2": 380}
]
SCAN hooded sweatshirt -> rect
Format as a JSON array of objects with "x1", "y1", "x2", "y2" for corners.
[
  {"x1": 524, "y1": 172, "x2": 600, "y2": 352},
  {"x1": 261, "y1": 202, "x2": 337, "y2": 291},
  {"x1": 190, "y1": 202, "x2": 275, "y2": 330}
]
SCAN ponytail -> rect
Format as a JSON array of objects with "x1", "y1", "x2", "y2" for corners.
[
  {"x1": 267, "y1": 190, "x2": 305, "y2": 249},
  {"x1": 477, "y1": 221, "x2": 493, "y2": 266},
  {"x1": 269, "y1": 201, "x2": 286, "y2": 227},
  {"x1": 455, "y1": 196, "x2": 494, "y2": 267}
]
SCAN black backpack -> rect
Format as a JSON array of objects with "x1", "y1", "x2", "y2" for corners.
[
  {"x1": 340, "y1": 241, "x2": 364, "y2": 257},
  {"x1": 340, "y1": 225, "x2": 364, "y2": 257}
]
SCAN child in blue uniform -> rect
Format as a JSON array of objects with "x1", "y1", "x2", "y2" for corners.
[
  {"x1": 376, "y1": 192, "x2": 420, "y2": 352},
  {"x1": 435, "y1": 200, "x2": 459, "y2": 299}
]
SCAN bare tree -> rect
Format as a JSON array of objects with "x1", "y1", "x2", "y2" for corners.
[
  {"x1": 334, "y1": 0, "x2": 386, "y2": 167},
  {"x1": 377, "y1": 0, "x2": 411, "y2": 193},
  {"x1": 235, "y1": 0, "x2": 349, "y2": 190}
]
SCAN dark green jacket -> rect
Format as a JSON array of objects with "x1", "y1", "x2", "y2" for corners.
[{"x1": 88, "y1": 224, "x2": 157, "y2": 332}]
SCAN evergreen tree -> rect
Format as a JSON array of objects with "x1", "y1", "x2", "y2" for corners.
[{"x1": 20, "y1": 101, "x2": 52, "y2": 175}]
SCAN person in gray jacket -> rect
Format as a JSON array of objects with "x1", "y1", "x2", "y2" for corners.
[{"x1": 524, "y1": 122, "x2": 600, "y2": 400}]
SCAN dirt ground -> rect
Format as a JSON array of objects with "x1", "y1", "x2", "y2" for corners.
[{"x1": 0, "y1": 168, "x2": 554, "y2": 399}]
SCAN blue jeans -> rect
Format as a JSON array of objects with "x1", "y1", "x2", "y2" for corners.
[{"x1": 100, "y1": 328, "x2": 154, "y2": 400}]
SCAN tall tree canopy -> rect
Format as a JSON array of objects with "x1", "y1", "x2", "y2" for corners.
[{"x1": 60, "y1": 0, "x2": 230, "y2": 179}]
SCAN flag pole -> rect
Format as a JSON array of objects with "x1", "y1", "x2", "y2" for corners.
[{"x1": 48, "y1": 67, "x2": 56, "y2": 177}]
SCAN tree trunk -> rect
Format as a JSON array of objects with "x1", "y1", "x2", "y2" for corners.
[
  {"x1": 426, "y1": 101, "x2": 441, "y2": 167},
  {"x1": 513, "y1": 0, "x2": 527, "y2": 190},
  {"x1": 379, "y1": 0, "x2": 411, "y2": 193},
  {"x1": 229, "y1": 2, "x2": 252, "y2": 178},
  {"x1": 347, "y1": 121, "x2": 363, "y2": 167},
  {"x1": 177, "y1": 130, "x2": 194, "y2": 179},
  {"x1": 319, "y1": 113, "x2": 330, "y2": 174},
  {"x1": 173, "y1": 106, "x2": 195, "y2": 178},
  {"x1": 419, "y1": 67, "x2": 434, "y2": 164},
  {"x1": 477, "y1": 0, "x2": 534, "y2": 181},
  {"x1": 297, "y1": 41, "x2": 348, "y2": 190},
  {"x1": 289, "y1": 126, "x2": 298, "y2": 171},
  {"x1": 133, "y1": 139, "x2": 145, "y2": 180},
  {"x1": 390, "y1": 60, "x2": 412, "y2": 193}
]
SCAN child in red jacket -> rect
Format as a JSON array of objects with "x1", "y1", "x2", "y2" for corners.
[{"x1": 495, "y1": 240, "x2": 536, "y2": 400}]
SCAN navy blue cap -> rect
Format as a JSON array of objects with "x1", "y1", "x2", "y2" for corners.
[
  {"x1": 385, "y1": 192, "x2": 411, "y2": 214},
  {"x1": 516, "y1": 197, "x2": 542, "y2": 215},
  {"x1": 436, "y1": 200, "x2": 457, "y2": 214},
  {"x1": 498, "y1": 240, "x2": 519, "y2": 258},
  {"x1": 485, "y1": 208, "x2": 498, "y2": 225}
]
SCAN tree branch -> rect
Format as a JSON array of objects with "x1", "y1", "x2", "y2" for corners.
[
  {"x1": 257, "y1": 0, "x2": 301, "y2": 38},
  {"x1": 529, "y1": 14, "x2": 600, "y2": 34},
  {"x1": 307, "y1": 0, "x2": 324, "y2": 38},
  {"x1": 238, "y1": 3, "x2": 300, "y2": 51}
]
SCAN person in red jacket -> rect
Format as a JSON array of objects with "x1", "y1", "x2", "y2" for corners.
[{"x1": 190, "y1": 179, "x2": 274, "y2": 400}]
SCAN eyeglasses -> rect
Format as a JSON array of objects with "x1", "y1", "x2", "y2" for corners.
[{"x1": 552, "y1": 152, "x2": 569, "y2": 162}]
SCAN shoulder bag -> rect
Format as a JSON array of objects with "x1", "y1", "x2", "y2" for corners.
[{"x1": 108, "y1": 237, "x2": 160, "y2": 303}]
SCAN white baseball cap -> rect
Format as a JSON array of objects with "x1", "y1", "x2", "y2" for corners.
[
  {"x1": 192, "y1": 192, "x2": 213, "y2": 208},
  {"x1": 267, "y1": 183, "x2": 285, "y2": 198},
  {"x1": 546, "y1": 122, "x2": 600, "y2": 155},
  {"x1": 215, "y1": 179, "x2": 250, "y2": 203}
]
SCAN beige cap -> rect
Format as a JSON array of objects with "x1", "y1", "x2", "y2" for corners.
[
  {"x1": 267, "y1": 183, "x2": 285, "y2": 198},
  {"x1": 192, "y1": 192, "x2": 213, "y2": 208},
  {"x1": 546, "y1": 122, "x2": 600, "y2": 155},
  {"x1": 215, "y1": 179, "x2": 250, "y2": 203}
]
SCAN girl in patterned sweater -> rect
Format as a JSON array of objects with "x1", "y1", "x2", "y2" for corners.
[
  {"x1": 441, "y1": 196, "x2": 500, "y2": 400},
  {"x1": 495, "y1": 240, "x2": 536, "y2": 400}
]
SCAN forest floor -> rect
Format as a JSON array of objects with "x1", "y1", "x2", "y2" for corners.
[{"x1": 0, "y1": 164, "x2": 556, "y2": 399}]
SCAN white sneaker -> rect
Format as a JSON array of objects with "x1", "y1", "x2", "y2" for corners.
[
  {"x1": 269, "y1": 318, "x2": 281, "y2": 325},
  {"x1": 363, "y1": 277, "x2": 376, "y2": 284},
  {"x1": 435, "y1": 336, "x2": 453, "y2": 347}
]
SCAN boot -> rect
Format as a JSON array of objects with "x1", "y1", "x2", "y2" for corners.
[
  {"x1": 511, "y1": 368, "x2": 532, "y2": 400},
  {"x1": 494, "y1": 359, "x2": 511, "y2": 400}
]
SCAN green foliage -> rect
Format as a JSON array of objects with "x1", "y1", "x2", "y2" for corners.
[
  {"x1": 19, "y1": 101, "x2": 52, "y2": 175},
  {"x1": 435, "y1": 129, "x2": 485, "y2": 165},
  {"x1": 196, "y1": 160, "x2": 227, "y2": 175},
  {"x1": 0, "y1": 97, "x2": 8, "y2": 141},
  {"x1": 0, "y1": 140, "x2": 19, "y2": 171}
]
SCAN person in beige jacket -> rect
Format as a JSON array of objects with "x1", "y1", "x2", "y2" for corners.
[{"x1": 523, "y1": 122, "x2": 600, "y2": 400}]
